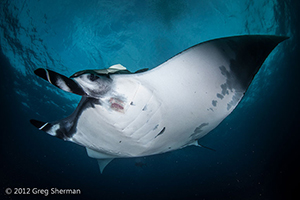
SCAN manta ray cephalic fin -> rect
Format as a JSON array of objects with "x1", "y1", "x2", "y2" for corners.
[
  {"x1": 30, "y1": 119, "x2": 56, "y2": 136},
  {"x1": 34, "y1": 68, "x2": 86, "y2": 96}
]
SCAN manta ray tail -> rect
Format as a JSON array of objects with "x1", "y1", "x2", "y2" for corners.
[
  {"x1": 198, "y1": 144, "x2": 216, "y2": 151},
  {"x1": 190, "y1": 140, "x2": 216, "y2": 151},
  {"x1": 97, "y1": 159, "x2": 113, "y2": 174},
  {"x1": 34, "y1": 68, "x2": 86, "y2": 96},
  {"x1": 86, "y1": 148, "x2": 115, "y2": 174}
]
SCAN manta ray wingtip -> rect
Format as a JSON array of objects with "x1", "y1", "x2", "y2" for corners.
[{"x1": 272, "y1": 35, "x2": 289, "y2": 43}]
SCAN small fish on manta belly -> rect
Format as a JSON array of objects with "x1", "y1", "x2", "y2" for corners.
[{"x1": 30, "y1": 35, "x2": 288, "y2": 173}]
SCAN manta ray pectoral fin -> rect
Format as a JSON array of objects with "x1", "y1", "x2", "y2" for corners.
[
  {"x1": 34, "y1": 68, "x2": 86, "y2": 96},
  {"x1": 97, "y1": 159, "x2": 114, "y2": 174}
]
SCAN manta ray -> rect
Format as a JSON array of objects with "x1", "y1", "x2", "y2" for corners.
[{"x1": 30, "y1": 35, "x2": 287, "y2": 173}]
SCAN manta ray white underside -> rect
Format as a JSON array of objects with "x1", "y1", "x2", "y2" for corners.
[{"x1": 30, "y1": 35, "x2": 287, "y2": 173}]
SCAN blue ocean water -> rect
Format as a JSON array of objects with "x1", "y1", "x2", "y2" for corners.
[{"x1": 0, "y1": 0, "x2": 299, "y2": 199}]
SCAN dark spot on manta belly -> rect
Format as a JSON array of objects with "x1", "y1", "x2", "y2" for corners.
[
  {"x1": 153, "y1": 124, "x2": 159, "y2": 130},
  {"x1": 212, "y1": 100, "x2": 217, "y2": 107},
  {"x1": 217, "y1": 93, "x2": 224, "y2": 99},
  {"x1": 155, "y1": 127, "x2": 166, "y2": 138},
  {"x1": 227, "y1": 103, "x2": 232, "y2": 110},
  {"x1": 190, "y1": 123, "x2": 209, "y2": 139},
  {"x1": 142, "y1": 105, "x2": 147, "y2": 111}
]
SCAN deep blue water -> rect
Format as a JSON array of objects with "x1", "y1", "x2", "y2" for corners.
[{"x1": 1, "y1": 0, "x2": 299, "y2": 199}]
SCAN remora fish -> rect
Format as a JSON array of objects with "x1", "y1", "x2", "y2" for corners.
[{"x1": 30, "y1": 35, "x2": 288, "y2": 173}]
